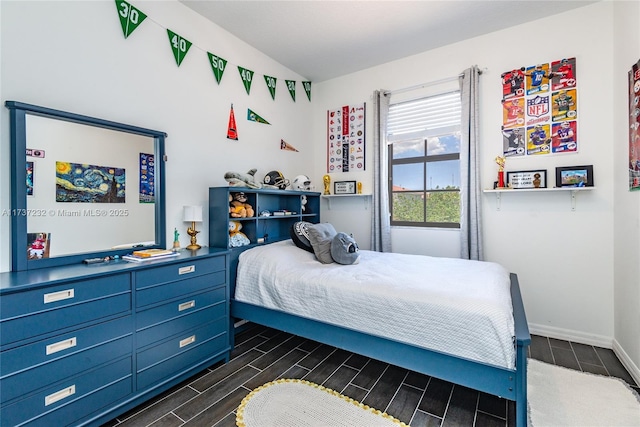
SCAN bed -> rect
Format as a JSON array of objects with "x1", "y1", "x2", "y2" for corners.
[{"x1": 229, "y1": 239, "x2": 530, "y2": 426}]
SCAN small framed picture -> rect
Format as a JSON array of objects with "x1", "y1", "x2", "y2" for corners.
[
  {"x1": 555, "y1": 165, "x2": 594, "y2": 187},
  {"x1": 334, "y1": 180, "x2": 357, "y2": 194},
  {"x1": 506, "y1": 170, "x2": 547, "y2": 189}
]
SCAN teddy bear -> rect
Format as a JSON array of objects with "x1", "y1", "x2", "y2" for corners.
[
  {"x1": 229, "y1": 221, "x2": 250, "y2": 247},
  {"x1": 229, "y1": 192, "x2": 254, "y2": 218}
]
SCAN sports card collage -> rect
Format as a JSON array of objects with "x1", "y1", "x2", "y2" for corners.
[
  {"x1": 501, "y1": 57, "x2": 578, "y2": 158},
  {"x1": 629, "y1": 60, "x2": 640, "y2": 190}
]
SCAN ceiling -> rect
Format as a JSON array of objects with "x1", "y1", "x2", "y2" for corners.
[{"x1": 179, "y1": 1, "x2": 598, "y2": 83}]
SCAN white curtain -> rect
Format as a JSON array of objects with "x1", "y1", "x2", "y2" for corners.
[
  {"x1": 459, "y1": 66, "x2": 483, "y2": 260},
  {"x1": 371, "y1": 90, "x2": 391, "y2": 252}
]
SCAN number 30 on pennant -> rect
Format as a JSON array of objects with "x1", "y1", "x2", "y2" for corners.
[{"x1": 115, "y1": 0, "x2": 147, "y2": 39}]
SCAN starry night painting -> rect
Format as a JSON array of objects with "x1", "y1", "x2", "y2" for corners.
[{"x1": 56, "y1": 161, "x2": 125, "y2": 203}]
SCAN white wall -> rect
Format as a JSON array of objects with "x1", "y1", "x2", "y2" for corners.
[
  {"x1": 0, "y1": 0, "x2": 314, "y2": 271},
  {"x1": 313, "y1": 2, "x2": 621, "y2": 349},
  {"x1": 612, "y1": 0, "x2": 640, "y2": 383}
]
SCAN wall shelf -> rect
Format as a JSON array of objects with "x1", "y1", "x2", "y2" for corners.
[
  {"x1": 483, "y1": 187, "x2": 595, "y2": 211},
  {"x1": 321, "y1": 194, "x2": 372, "y2": 210}
]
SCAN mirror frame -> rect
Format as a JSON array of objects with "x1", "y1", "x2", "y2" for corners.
[{"x1": 6, "y1": 101, "x2": 167, "y2": 271}]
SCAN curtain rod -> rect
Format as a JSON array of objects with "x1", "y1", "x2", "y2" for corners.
[{"x1": 384, "y1": 67, "x2": 485, "y2": 97}]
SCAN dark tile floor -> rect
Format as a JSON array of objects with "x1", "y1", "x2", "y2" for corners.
[{"x1": 104, "y1": 325, "x2": 639, "y2": 427}]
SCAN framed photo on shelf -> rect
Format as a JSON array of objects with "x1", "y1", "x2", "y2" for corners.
[
  {"x1": 334, "y1": 180, "x2": 357, "y2": 195},
  {"x1": 506, "y1": 170, "x2": 547, "y2": 189},
  {"x1": 555, "y1": 165, "x2": 593, "y2": 187}
]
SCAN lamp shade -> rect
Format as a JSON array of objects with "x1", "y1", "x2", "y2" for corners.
[{"x1": 183, "y1": 205, "x2": 203, "y2": 222}]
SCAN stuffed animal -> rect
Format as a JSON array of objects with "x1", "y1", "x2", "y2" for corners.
[
  {"x1": 224, "y1": 168, "x2": 263, "y2": 188},
  {"x1": 229, "y1": 192, "x2": 254, "y2": 218},
  {"x1": 229, "y1": 221, "x2": 250, "y2": 247}
]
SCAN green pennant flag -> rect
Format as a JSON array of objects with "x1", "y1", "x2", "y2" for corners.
[
  {"x1": 286, "y1": 80, "x2": 296, "y2": 102},
  {"x1": 247, "y1": 109, "x2": 270, "y2": 125},
  {"x1": 302, "y1": 81, "x2": 312, "y2": 101},
  {"x1": 238, "y1": 66, "x2": 254, "y2": 95},
  {"x1": 167, "y1": 29, "x2": 192, "y2": 67},
  {"x1": 115, "y1": 0, "x2": 147, "y2": 39},
  {"x1": 207, "y1": 52, "x2": 227, "y2": 84},
  {"x1": 264, "y1": 75, "x2": 277, "y2": 100}
]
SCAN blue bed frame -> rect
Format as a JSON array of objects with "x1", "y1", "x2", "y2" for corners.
[{"x1": 229, "y1": 249, "x2": 530, "y2": 426}]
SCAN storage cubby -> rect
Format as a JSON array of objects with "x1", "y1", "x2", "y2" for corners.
[{"x1": 209, "y1": 187, "x2": 321, "y2": 249}]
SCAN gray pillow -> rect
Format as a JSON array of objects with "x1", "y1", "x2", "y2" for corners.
[
  {"x1": 331, "y1": 232, "x2": 360, "y2": 265},
  {"x1": 307, "y1": 223, "x2": 337, "y2": 264}
]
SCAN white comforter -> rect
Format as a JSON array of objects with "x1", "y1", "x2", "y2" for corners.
[{"x1": 235, "y1": 240, "x2": 516, "y2": 369}]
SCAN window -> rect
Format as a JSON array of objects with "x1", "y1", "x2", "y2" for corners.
[{"x1": 387, "y1": 91, "x2": 461, "y2": 228}]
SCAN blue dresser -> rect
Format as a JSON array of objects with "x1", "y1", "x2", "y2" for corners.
[{"x1": 0, "y1": 248, "x2": 230, "y2": 426}]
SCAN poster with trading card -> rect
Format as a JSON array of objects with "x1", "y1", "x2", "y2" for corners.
[
  {"x1": 550, "y1": 58, "x2": 577, "y2": 91},
  {"x1": 502, "y1": 98, "x2": 525, "y2": 129},
  {"x1": 501, "y1": 68, "x2": 525, "y2": 100},
  {"x1": 502, "y1": 127, "x2": 526, "y2": 157},
  {"x1": 526, "y1": 124, "x2": 551, "y2": 155},
  {"x1": 525, "y1": 94, "x2": 551, "y2": 126},
  {"x1": 327, "y1": 103, "x2": 365, "y2": 173},
  {"x1": 524, "y1": 63, "x2": 552, "y2": 96},
  {"x1": 629, "y1": 60, "x2": 640, "y2": 190},
  {"x1": 551, "y1": 121, "x2": 578, "y2": 153},
  {"x1": 552, "y1": 89, "x2": 577, "y2": 122}
]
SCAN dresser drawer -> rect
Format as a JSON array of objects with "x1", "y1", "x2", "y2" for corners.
[
  {"x1": 0, "y1": 292, "x2": 131, "y2": 347},
  {"x1": 1, "y1": 316, "x2": 131, "y2": 387},
  {"x1": 135, "y1": 256, "x2": 225, "y2": 290},
  {"x1": 137, "y1": 300, "x2": 227, "y2": 349},
  {"x1": 137, "y1": 326, "x2": 228, "y2": 390},
  {"x1": 136, "y1": 271, "x2": 225, "y2": 309},
  {"x1": 0, "y1": 357, "x2": 132, "y2": 427},
  {"x1": 0, "y1": 273, "x2": 130, "y2": 319},
  {"x1": 1, "y1": 324, "x2": 132, "y2": 404}
]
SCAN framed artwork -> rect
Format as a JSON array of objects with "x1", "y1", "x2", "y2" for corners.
[
  {"x1": 26, "y1": 161, "x2": 34, "y2": 196},
  {"x1": 56, "y1": 161, "x2": 125, "y2": 203},
  {"x1": 334, "y1": 181, "x2": 357, "y2": 195},
  {"x1": 506, "y1": 170, "x2": 547, "y2": 189},
  {"x1": 27, "y1": 232, "x2": 50, "y2": 259},
  {"x1": 556, "y1": 165, "x2": 593, "y2": 187}
]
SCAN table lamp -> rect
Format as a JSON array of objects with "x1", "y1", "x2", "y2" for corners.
[{"x1": 183, "y1": 205, "x2": 202, "y2": 250}]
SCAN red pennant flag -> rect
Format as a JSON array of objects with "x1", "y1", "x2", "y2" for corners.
[{"x1": 227, "y1": 104, "x2": 238, "y2": 140}]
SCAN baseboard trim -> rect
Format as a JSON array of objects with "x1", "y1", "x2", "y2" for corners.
[
  {"x1": 612, "y1": 339, "x2": 640, "y2": 386},
  {"x1": 528, "y1": 323, "x2": 613, "y2": 348}
]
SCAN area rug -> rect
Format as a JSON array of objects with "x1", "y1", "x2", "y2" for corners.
[
  {"x1": 528, "y1": 359, "x2": 640, "y2": 426},
  {"x1": 236, "y1": 378, "x2": 406, "y2": 427}
]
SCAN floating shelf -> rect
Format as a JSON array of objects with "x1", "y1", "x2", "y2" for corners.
[
  {"x1": 321, "y1": 194, "x2": 372, "y2": 209},
  {"x1": 483, "y1": 187, "x2": 595, "y2": 211}
]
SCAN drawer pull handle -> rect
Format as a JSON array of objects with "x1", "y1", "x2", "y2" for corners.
[
  {"x1": 43, "y1": 289, "x2": 75, "y2": 304},
  {"x1": 178, "y1": 300, "x2": 196, "y2": 311},
  {"x1": 45, "y1": 385, "x2": 75, "y2": 406},
  {"x1": 179, "y1": 265, "x2": 196, "y2": 275},
  {"x1": 46, "y1": 337, "x2": 77, "y2": 355},
  {"x1": 179, "y1": 335, "x2": 196, "y2": 348}
]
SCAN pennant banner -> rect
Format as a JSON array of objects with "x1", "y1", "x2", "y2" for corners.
[
  {"x1": 167, "y1": 29, "x2": 192, "y2": 67},
  {"x1": 264, "y1": 75, "x2": 277, "y2": 100},
  {"x1": 280, "y1": 139, "x2": 299, "y2": 152},
  {"x1": 302, "y1": 81, "x2": 312, "y2": 101},
  {"x1": 227, "y1": 104, "x2": 238, "y2": 140},
  {"x1": 116, "y1": 0, "x2": 147, "y2": 39},
  {"x1": 207, "y1": 52, "x2": 227, "y2": 84},
  {"x1": 286, "y1": 80, "x2": 296, "y2": 101},
  {"x1": 247, "y1": 109, "x2": 270, "y2": 125},
  {"x1": 238, "y1": 66, "x2": 254, "y2": 95}
]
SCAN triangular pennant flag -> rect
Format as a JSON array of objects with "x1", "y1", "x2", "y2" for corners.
[
  {"x1": 207, "y1": 52, "x2": 227, "y2": 84},
  {"x1": 264, "y1": 75, "x2": 277, "y2": 100},
  {"x1": 238, "y1": 66, "x2": 254, "y2": 95},
  {"x1": 286, "y1": 80, "x2": 296, "y2": 101},
  {"x1": 227, "y1": 104, "x2": 238, "y2": 141},
  {"x1": 115, "y1": 0, "x2": 147, "y2": 39},
  {"x1": 302, "y1": 81, "x2": 312, "y2": 101},
  {"x1": 247, "y1": 109, "x2": 271, "y2": 125},
  {"x1": 167, "y1": 29, "x2": 192, "y2": 67},
  {"x1": 280, "y1": 139, "x2": 299, "y2": 152}
]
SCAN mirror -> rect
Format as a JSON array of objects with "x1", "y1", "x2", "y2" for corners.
[{"x1": 7, "y1": 101, "x2": 166, "y2": 271}]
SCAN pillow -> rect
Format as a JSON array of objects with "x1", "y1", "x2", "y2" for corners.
[
  {"x1": 307, "y1": 222, "x2": 337, "y2": 264},
  {"x1": 289, "y1": 221, "x2": 314, "y2": 253},
  {"x1": 330, "y1": 232, "x2": 360, "y2": 265}
]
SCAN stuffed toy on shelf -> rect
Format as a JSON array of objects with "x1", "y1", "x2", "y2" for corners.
[
  {"x1": 229, "y1": 192, "x2": 254, "y2": 218},
  {"x1": 229, "y1": 221, "x2": 250, "y2": 247}
]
